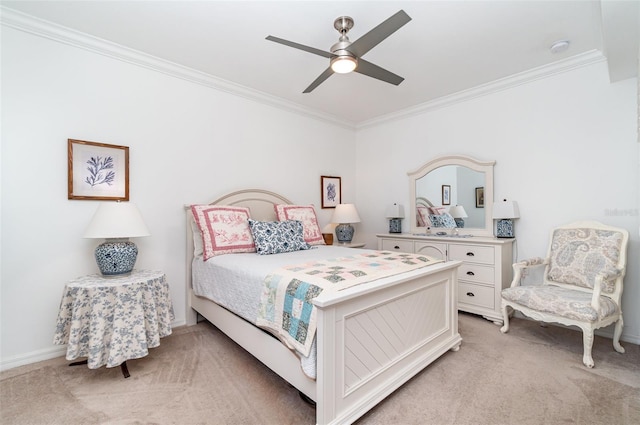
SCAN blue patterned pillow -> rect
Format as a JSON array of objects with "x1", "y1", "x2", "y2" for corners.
[
  {"x1": 429, "y1": 213, "x2": 457, "y2": 228},
  {"x1": 248, "y1": 219, "x2": 311, "y2": 255}
]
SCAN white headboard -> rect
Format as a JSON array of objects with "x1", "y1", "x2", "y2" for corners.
[
  {"x1": 416, "y1": 196, "x2": 435, "y2": 208},
  {"x1": 208, "y1": 189, "x2": 293, "y2": 221}
]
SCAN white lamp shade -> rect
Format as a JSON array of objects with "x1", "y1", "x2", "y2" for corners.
[
  {"x1": 449, "y1": 205, "x2": 468, "y2": 218},
  {"x1": 330, "y1": 204, "x2": 361, "y2": 224},
  {"x1": 492, "y1": 200, "x2": 520, "y2": 219},
  {"x1": 84, "y1": 202, "x2": 151, "y2": 239},
  {"x1": 385, "y1": 203, "x2": 405, "y2": 218},
  {"x1": 322, "y1": 223, "x2": 337, "y2": 233}
]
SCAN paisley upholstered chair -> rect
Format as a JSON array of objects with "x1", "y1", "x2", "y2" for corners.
[{"x1": 500, "y1": 221, "x2": 629, "y2": 368}]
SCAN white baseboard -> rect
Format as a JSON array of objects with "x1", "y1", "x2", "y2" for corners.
[
  {"x1": 0, "y1": 345, "x2": 67, "y2": 372},
  {"x1": 0, "y1": 319, "x2": 187, "y2": 372}
]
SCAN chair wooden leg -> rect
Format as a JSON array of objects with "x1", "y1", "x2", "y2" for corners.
[
  {"x1": 613, "y1": 318, "x2": 625, "y2": 354},
  {"x1": 582, "y1": 328, "x2": 595, "y2": 368}
]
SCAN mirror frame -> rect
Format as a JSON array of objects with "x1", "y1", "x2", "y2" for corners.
[{"x1": 408, "y1": 155, "x2": 496, "y2": 237}]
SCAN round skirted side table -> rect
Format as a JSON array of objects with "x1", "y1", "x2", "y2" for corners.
[{"x1": 54, "y1": 269, "x2": 174, "y2": 377}]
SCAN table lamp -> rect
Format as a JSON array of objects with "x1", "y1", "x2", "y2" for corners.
[
  {"x1": 331, "y1": 203, "x2": 361, "y2": 244},
  {"x1": 449, "y1": 205, "x2": 468, "y2": 228},
  {"x1": 492, "y1": 199, "x2": 520, "y2": 238},
  {"x1": 385, "y1": 203, "x2": 405, "y2": 233},
  {"x1": 84, "y1": 202, "x2": 150, "y2": 276}
]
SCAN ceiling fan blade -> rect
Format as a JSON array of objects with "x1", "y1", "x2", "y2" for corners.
[
  {"x1": 266, "y1": 35, "x2": 334, "y2": 59},
  {"x1": 354, "y1": 58, "x2": 404, "y2": 86},
  {"x1": 303, "y1": 67, "x2": 334, "y2": 93},
  {"x1": 347, "y1": 10, "x2": 411, "y2": 58}
]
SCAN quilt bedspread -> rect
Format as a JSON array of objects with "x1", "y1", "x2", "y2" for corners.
[{"x1": 256, "y1": 251, "x2": 442, "y2": 357}]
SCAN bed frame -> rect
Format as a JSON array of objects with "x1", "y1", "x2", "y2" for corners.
[{"x1": 185, "y1": 189, "x2": 462, "y2": 425}]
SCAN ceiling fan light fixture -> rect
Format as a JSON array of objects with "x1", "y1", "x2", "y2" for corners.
[{"x1": 331, "y1": 55, "x2": 357, "y2": 73}]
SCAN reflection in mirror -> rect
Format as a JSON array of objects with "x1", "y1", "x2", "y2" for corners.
[
  {"x1": 415, "y1": 166, "x2": 485, "y2": 227},
  {"x1": 409, "y1": 155, "x2": 495, "y2": 237}
]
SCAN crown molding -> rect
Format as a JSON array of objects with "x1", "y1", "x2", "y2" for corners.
[
  {"x1": 0, "y1": 7, "x2": 355, "y2": 130},
  {"x1": 2, "y1": 7, "x2": 607, "y2": 132},
  {"x1": 357, "y1": 49, "x2": 606, "y2": 130}
]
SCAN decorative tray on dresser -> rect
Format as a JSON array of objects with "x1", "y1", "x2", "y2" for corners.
[{"x1": 377, "y1": 233, "x2": 514, "y2": 325}]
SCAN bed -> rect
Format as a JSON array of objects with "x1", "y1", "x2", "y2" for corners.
[{"x1": 185, "y1": 189, "x2": 462, "y2": 425}]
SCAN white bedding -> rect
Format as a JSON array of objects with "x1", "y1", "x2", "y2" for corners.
[{"x1": 191, "y1": 245, "x2": 371, "y2": 378}]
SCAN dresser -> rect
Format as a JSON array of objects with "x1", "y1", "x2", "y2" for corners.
[{"x1": 377, "y1": 233, "x2": 514, "y2": 324}]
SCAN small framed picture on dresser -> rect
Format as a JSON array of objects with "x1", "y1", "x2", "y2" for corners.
[{"x1": 321, "y1": 176, "x2": 341, "y2": 208}]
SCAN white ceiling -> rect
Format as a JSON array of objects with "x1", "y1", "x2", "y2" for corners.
[{"x1": 2, "y1": 1, "x2": 638, "y2": 126}]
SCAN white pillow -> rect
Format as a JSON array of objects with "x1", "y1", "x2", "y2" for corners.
[{"x1": 190, "y1": 213, "x2": 204, "y2": 258}]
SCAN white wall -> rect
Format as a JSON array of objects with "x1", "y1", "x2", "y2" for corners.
[
  {"x1": 0, "y1": 27, "x2": 356, "y2": 368},
  {"x1": 2, "y1": 17, "x2": 638, "y2": 370},
  {"x1": 355, "y1": 62, "x2": 640, "y2": 343}
]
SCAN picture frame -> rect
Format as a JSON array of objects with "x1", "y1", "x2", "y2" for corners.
[
  {"x1": 475, "y1": 186, "x2": 485, "y2": 208},
  {"x1": 68, "y1": 139, "x2": 129, "y2": 201},
  {"x1": 442, "y1": 185, "x2": 451, "y2": 205},
  {"x1": 321, "y1": 176, "x2": 341, "y2": 208}
]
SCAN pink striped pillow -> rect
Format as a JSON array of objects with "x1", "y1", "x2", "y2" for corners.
[{"x1": 190, "y1": 205, "x2": 255, "y2": 260}]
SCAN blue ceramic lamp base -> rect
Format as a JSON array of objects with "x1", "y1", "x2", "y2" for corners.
[
  {"x1": 335, "y1": 223, "x2": 355, "y2": 243},
  {"x1": 388, "y1": 218, "x2": 402, "y2": 233},
  {"x1": 95, "y1": 239, "x2": 138, "y2": 276},
  {"x1": 496, "y1": 219, "x2": 515, "y2": 238}
]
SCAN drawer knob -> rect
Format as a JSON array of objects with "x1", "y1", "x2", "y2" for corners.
[
  {"x1": 466, "y1": 252, "x2": 475, "y2": 256},
  {"x1": 466, "y1": 292, "x2": 475, "y2": 297},
  {"x1": 394, "y1": 245, "x2": 400, "y2": 250},
  {"x1": 466, "y1": 271, "x2": 475, "y2": 276}
]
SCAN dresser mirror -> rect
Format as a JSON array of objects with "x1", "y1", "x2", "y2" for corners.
[{"x1": 408, "y1": 155, "x2": 495, "y2": 237}]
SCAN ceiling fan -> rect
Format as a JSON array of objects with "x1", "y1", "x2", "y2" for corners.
[{"x1": 266, "y1": 10, "x2": 412, "y2": 93}]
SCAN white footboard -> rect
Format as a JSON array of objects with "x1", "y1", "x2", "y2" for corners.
[
  {"x1": 185, "y1": 191, "x2": 461, "y2": 425},
  {"x1": 314, "y1": 261, "x2": 461, "y2": 425}
]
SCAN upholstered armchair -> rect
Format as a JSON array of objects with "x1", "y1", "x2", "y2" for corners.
[{"x1": 500, "y1": 221, "x2": 629, "y2": 368}]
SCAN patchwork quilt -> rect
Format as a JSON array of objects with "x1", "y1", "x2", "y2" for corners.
[{"x1": 256, "y1": 251, "x2": 442, "y2": 357}]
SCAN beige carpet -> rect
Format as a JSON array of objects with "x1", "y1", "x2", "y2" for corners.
[{"x1": 2, "y1": 313, "x2": 639, "y2": 424}]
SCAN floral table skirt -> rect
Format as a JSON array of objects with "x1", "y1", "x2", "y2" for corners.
[{"x1": 54, "y1": 269, "x2": 174, "y2": 369}]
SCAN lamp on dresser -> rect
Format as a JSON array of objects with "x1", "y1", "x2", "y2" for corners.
[
  {"x1": 84, "y1": 201, "x2": 150, "y2": 276},
  {"x1": 385, "y1": 203, "x2": 405, "y2": 233},
  {"x1": 449, "y1": 205, "x2": 468, "y2": 228},
  {"x1": 492, "y1": 199, "x2": 520, "y2": 238},
  {"x1": 331, "y1": 203, "x2": 361, "y2": 244}
]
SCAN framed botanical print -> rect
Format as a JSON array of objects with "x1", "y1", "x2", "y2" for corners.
[
  {"x1": 321, "y1": 176, "x2": 341, "y2": 208},
  {"x1": 68, "y1": 139, "x2": 129, "y2": 201}
]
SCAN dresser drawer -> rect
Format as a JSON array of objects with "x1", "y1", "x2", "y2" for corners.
[
  {"x1": 414, "y1": 242, "x2": 447, "y2": 260},
  {"x1": 449, "y1": 244, "x2": 494, "y2": 265},
  {"x1": 380, "y1": 239, "x2": 414, "y2": 253},
  {"x1": 458, "y1": 264, "x2": 495, "y2": 285},
  {"x1": 459, "y1": 282, "x2": 494, "y2": 309}
]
